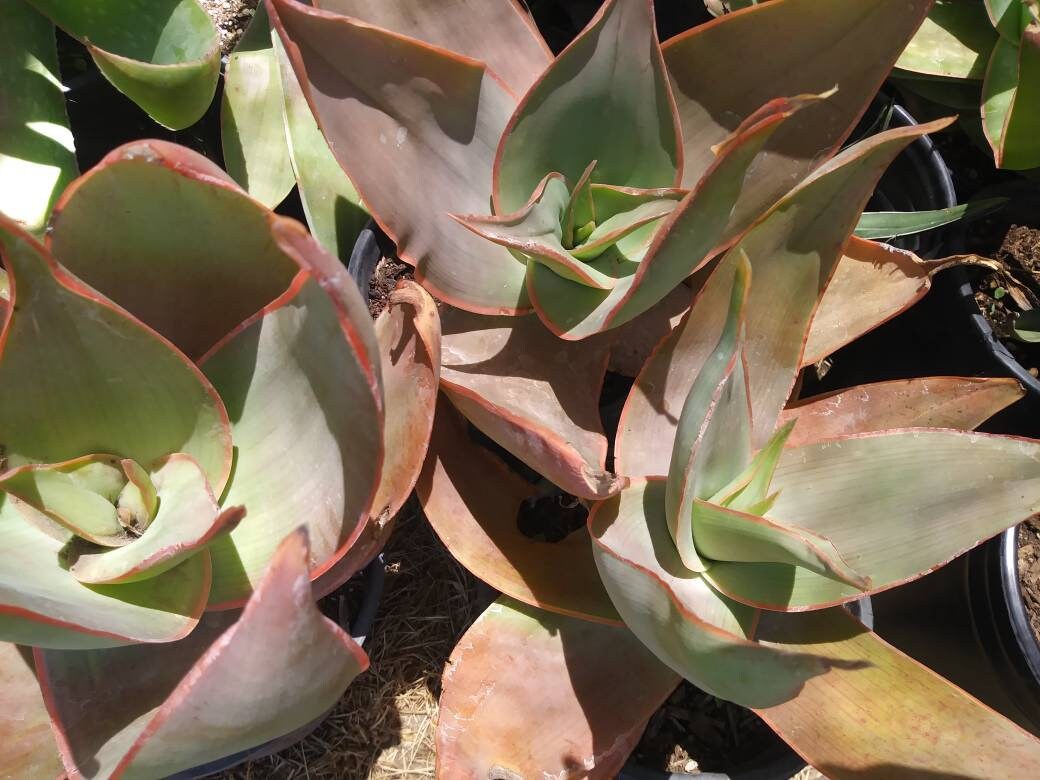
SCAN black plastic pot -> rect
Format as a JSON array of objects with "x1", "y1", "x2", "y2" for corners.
[{"x1": 168, "y1": 555, "x2": 385, "y2": 780}]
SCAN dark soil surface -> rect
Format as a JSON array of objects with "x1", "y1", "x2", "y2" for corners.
[
  {"x1": 366, "y1": 256, "x2": 412, "y2": 318},
  {"x1": 632, "y1": 683, "x2": 789, "y2": 774},
  {"x1": 1019, "y1": 518, "x2": 1040, "y2": 645}
]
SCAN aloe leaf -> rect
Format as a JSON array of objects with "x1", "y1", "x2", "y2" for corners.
[
  {"x1": 590, "y1": 479, "x2": 827, "y2": 707},
  {"x1": 0, "y1": 1, "x2": 77, "y2": 233},
  {"x1": 895, "y1": 0, "x2": 997, "y2": 79},
  {"x1": 804, "y1": 237, "x2": 939, "y2": 367},
  {"x1": 0, "y1": 456, "x2": 128, "y2": 545},
  {"x1": 26, "y1": 0, "x2": 220, "y2": 130},
  {"x1": 436, "y1": 597, "x2": 678, "y2": 778},
  {"x1": 855, "y1": 198, "x2": 1008, "y2": 239},
  {"x1": 48, "y1": 141, "x2": 300, "y2": 361},
  {"x1": 272, "y1": 35, "x2": 368, "y2": 262},
  {"x1": 221, "y1": 3, "x2": 295, "y2": 208},
  {"x1": 691, "y1": 499, "x2": 871, "y2": 589},
  {"x1": 0, "y1": 217, "x2": 232, "y2": 495},
  {"x1": 985, "y1": 0, "x2": 1034, "y2": 41},
  {"x1": 0, "y1": 494, "x2": 210, "y2": 649},
  {"x1": 200, "y1": 270, "x2": 382, "y2": 608},
  {"x1": 570, "y1": 199, "x2": 679, "y2": 260},
  {"x1": 453, "y1": 174, "x2": 622, "y2": 289},
  {"x1": 706, "y1": 430, "x2": 1040, "y2": 611},
  {"x1": 0, "y1": 643, "x2": 63, "y2": 777},
  {"x1": 269, "y1": 0, "x2": 529, "y2": 314},
  {"x1": 36, "y1": 529, "x2": 368, "y2": 778},
  {"x1": 315, "y1": 0, "x2": 550, "y2": 96},
  {"x1": 780, "y1": 377, "x2": 1024, "y2": 447},
  {"x1": 527, "y1": 97, "x2": 798, "y2": 339},
  {"x1": 493, "y1": 0, "x2": 681, "y2": 214},
  {"x1": 69, "y1": 455, "x2": 244, "y2": 585},
  {"x1": 665, "y1": 0, "x2": 935, "y2": 224},
  {"x1": 438, "y1": 305, "x2": 621, "y2": 500},
  {"x1": 756, "y1": 608, "x2": 1040, "y2": 775},
  {"x1": 313, "y1": 282, "x2": 441, "y2": 598},
  {"x1": 417, "y1": 396, "x2": 620, "y2": 625},
  {"x1": 710, "y1": 420, "x2": 796, "y2": 510},
  {"x1": 665, "y1": 254, "x2": 752, "y2": 572},
  {"x1": 983, "y1": 28, "x2": 1040, "y2": 170}
]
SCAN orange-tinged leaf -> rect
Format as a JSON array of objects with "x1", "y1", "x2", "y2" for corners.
[
  {"x1": 314, "y1": 0, "x2": 550, "y2": 96},
  {"x1": 0, "y1": 643, "x2": 63, "y2": 778},
  {"x1": 436, "y1": 597, "x2": 679, "y2": 779},
  {"x1": 755, "y1": 608, "x2": 1040, "y2": 777},
  {"x1": 416, "y1": 396, "x2": 620, "y2": 625},
  {"x1": 781, "y1": 376, "x2": 1024, "y2": 447}
]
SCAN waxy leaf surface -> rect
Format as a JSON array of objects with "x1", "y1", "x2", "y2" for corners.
[
  {"x1": 36, "y1": 529, "x2": 368, "y2": 779},
  {"x1": 0, "y1": 643, "x2": 63, "y2": 778},
  {"x1": 437, "y1": 597, "x2": 678, "y2": 779}
]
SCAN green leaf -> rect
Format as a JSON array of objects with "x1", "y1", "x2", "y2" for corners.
[
  {"x1": 664, "y1": 254, "x2": 752, "y2": 572},
  {"x1": 1013, "y1": 308, "x2": 1040, "y2": 342},
  {"x1": 493, "y1": 0, "x2": 680, "y2": 214},
  {"x1": 273, "y1": 35, "x2": 368, "y2": 262},
  {"x1": 570, "y1": 198, "x2": 678, "y2": 260},
  {"x1": 417, "y1": 396, "x2": 620, "y2": 624},
  {"x1": 36, "y1": 529, "x2": 368, "y2": 778},
  {"x1": 0, "y1": 455, "x2": 128, "y2": 545},
  {"x1": 0, "y1": 0, "x2": 77, "y2": 233},
  {"x1": 69, "y1": 454, "x2": 244, "y2": 584},
  {"x1": 756, "y1": 608, "x2": 1040, "y2": 776},
  {"x1": 48, "y1": 140, "x2": 300, "y2": 361},
  {"x1": 0, "y1": 493, "x2": 210, "y2": 649},
  {"x1": 527, "y1": 97, "x2": 797, "y2": 339},
  {"x1": 854, "y1": 198, "x2": 1008, "y2": 239},
  {"x1": 985, "y1": 0, "x2": 1033, "y2": 41},
  {"x1": 25, "y1": 0, "x2": 220, "y2": 129},
  {"x1": 269, "y1": 0, "x2": 529, "y2": 314},
  {"x1": 665, "y1": 0, "x2": 937, "y2": 224},
  {"x1": 454, "y1": 174, "x2": 620, "y2": 289},
  {"x1": 200, "y1": 271, "x2": 382, "y2": 608},
  {"x1": 895, "y1": 0, "x2": 998, "y2": 79},
  {"x1": 589, "y1": 479, "x2": 827, "y2": 707},
  {"x1": 221, "y1": 3, "x2": 295, "y2": 208},
  {"x1": 711, "y1": 420, "x2": 795, "y2": 511},
  {"x1": 691, "y1": 499, "x2": 871, "y2": 589},
  {"x1": 436, "y1": 597, "x2": 678, "y2": 778},
  {"x1": 315, "y1": 0, "x2": 550, "y2": 96},
  {"x1": 0, "y1": 218, "x2": 232, "y2": 496},
  {"x1": 706, "y1": 430, "x2": 1040, "y2": 611},
  {"x1": 983, "y1": 28, "x2": 1040, "y2": 170}
]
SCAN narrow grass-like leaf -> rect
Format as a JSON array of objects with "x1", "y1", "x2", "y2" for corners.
[{"x1": 854, "y1": 198, "x2": 1008, "y2": 239}]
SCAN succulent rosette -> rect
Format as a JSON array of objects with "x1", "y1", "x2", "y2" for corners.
[
  {"x1": 0, "y1": 140, "x2": 440, "y2": 778},
  {"x1": 270, "y1": 0, "x2": 1040, "y2": 775}
]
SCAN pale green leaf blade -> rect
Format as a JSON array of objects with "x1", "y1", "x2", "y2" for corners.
[
  {"x1": 589, "y1": 479, "x2": 827, "y2": 707},
  {"x1": 493, "y1": 0, "x2": 681, "y2": 214},
  {"x1": 0, "y1": 1, "x2": 77, "y2": 233},
  {"x1": 983, "y1": 27, "x2": 1040, "y2": 170},
  {"x1": 706, "y1": 430, "x2": 1040, "y2": 611},
  {"x1": 26, "y1": 0, "x2": 220, "y2": 129},
  {"x1": 854, "y1": 197, "x2": 1008, "y2": 240},
  {"x1": 896, "y1": 0, "x2": 997, "y2": 79},
  {"x1": 0, "y1": 218, "x2": 232, "y2": 496},
  {"x1": 221, "y1": 3, "x2": 295, "y2": 208}
]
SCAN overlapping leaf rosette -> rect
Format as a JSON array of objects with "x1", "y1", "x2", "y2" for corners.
[
  {"x1": 0, "y1": 140, "x2": 440, "y2": 778},
  {"x1": 270, "y1": 0, "x2": 1040, "y2": 775}
]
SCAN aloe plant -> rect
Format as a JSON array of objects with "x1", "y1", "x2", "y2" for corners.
[
  {"x1": 268, "y1": 0, "x2": 1040, "y2": 775},
  {"x1": 0, "y1": 139, "x2": 441, "y2": 778},
  {"x1": 894, "y1": 0, "x2": 1040, "y2": 169}
]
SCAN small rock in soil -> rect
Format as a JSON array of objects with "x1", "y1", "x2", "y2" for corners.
[{"x1": 198, "y1": 0, "x2": 260, "y2": 54}]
